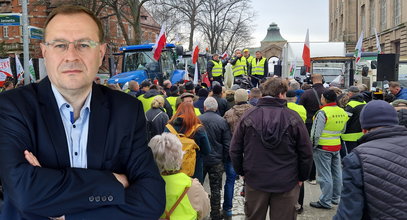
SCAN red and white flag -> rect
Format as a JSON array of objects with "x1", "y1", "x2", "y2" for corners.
[
  {"x1": 302, "y1": 29, "x2": 311, "y2": 72},
  {"x1": 355, "y1": 31, "x2": 364, "y2": 64},
  {"x1": 0, "y1": 58, "x2": 13, "y2": 87},
  {"x1": 192, "y1": 42, "x2": 199, "y2": 85},
  {"x1": 152, "y1": 23, "x2": 166, "y2": 61},
  {"x1": 221, "y1": 52, "x2": 229, "y2": 60}
]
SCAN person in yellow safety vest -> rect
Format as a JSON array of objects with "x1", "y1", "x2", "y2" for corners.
[
  {"x1": 341, "y1": 86, "x2": 366, "y2": 154},
  {"x1": 148, "y1": 133, "x2": 210, "y2": 220},
  {"x1": 310, "y1": 90, "x2": 349, "y2": 209},
  {"x1": 243, "y1": 49, "x2": 254, "y2": 65},
  {"x1": 180, "y1": 93, "x2": 202, "y2": 116},
  {"x1": 250, "y1": 51, "x2": 269, "y2": 88},
  {"x1": 230, "y1": 49, "x2": 248, "y2": 80},
  {"x1": 138, "y1": 84, "x2": 173, "y2": 118},
  {"x1": 207, "y1": 54, "x2": 224, "y2": 86},
  {"x1": 166, "y1": 85, "x2": 180, "y2": 113},
  {"x1": 286, "y1": 90, "x2": 307, "y2": 122}
]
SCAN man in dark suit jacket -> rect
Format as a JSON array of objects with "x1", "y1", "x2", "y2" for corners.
[{"x1": 0, "y1": 5, "x2": 165, "y2": 220}]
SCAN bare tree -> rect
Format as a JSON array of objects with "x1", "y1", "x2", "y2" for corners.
[
  {"x1": 155, "y1": 0, "x2": 204, "y2": 51},
  {"x1": 103, "y1": 0, "x2": 152, "y2": 45},
  {"x1": 145, "y1": 2, "x2": 186, "y2": 44},
  {"x1": 198, "y1": 0, "x2": 254, "y2": 54}
]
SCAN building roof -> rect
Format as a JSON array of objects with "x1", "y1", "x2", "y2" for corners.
[{"x1": 261, "y1": 23, "x2": 287, "y2": 42}]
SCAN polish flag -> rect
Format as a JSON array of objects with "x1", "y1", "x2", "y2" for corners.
[
  {"x1": 192, "y1": 43, "x2": 199, "y2": 64},
  {"x1": 221, "y1": 52, "x2": 229, "y2": 60},
  {"x1": 152, "y1": 23, "x2": 166, "y2": 61},
  {"x1": 192, "y1": 42, "x2": 199, "y2": 85},
  {"x1": 355, "y1": 31, "x2": 364, "y2": 64},
  {"x1": 302, "y1": 29, "x2": 311, "y2": 72}
]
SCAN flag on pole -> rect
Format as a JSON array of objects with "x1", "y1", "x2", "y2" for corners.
[
  {"x1": 15, "y1": 54, "x2": 24, "y2": 81},
  {"x1": 29, "y1": 58, "x2": 36, "y2": 82},
  {"x1": 221, "y1": 52, "x2": 229, "y2": 60},
  {"x1": 289, "y1": 60, "x2": 297, "y2": 77},
  {"x1": 192, "y1": 42, "x2": 199, "y2": 85},
  {"x1": 183, "y1": 60, "x2": 189, "y2": 82},
  {"x1": 355, "y1": 31, "x2": 364, "y2": 64},
  {"x1": 302, "y1": 29, "x2": 311, "y2": 72},
  {"x1": 152, "y1": 23, "x2": 166, "y2": 61},
  {"x1": 374, "y1": 28, "x2": 382, "y2": 54}
]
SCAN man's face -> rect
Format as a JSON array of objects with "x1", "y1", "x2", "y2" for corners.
[
  {"x1": 255, "y1": 52, "x2": 261, "y2": 59},
  {"x1": 41, "y1": 13, "x2": 106, "y2": 92},
  {"x1": 235, "y1": 51, "x2": 242, "y2": 57},
  {"x1": 389, "y1": 86, "x2": 400, "y2": 95},
  {"x1": 183, "y1": 97, "x2": 194, "y2": 105},
  {"x1": 243, "y1": 51, "x2": 249, "y2": 57},
  {"x1": 213, "y1": 55, "x2": 219, "y2": 61}
]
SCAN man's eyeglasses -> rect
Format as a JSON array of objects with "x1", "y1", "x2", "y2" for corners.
[{"x1": 43, "y1": 39, "x2": 100, "y2": 54}]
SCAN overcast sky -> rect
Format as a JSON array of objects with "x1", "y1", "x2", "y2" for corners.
[{"x1": 249, "y1": 0, "x2": 329, "y2": 47}]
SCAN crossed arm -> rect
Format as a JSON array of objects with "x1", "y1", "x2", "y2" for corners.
[{"x1": 0, "y1": 98, "x2": 165, "y2": 219}]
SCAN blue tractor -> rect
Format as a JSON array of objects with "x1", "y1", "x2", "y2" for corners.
[{"x1": 108, "y1": 43, "x2": 186, "y2": 85}]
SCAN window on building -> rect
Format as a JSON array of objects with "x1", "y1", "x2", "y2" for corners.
[
  {"x1": 380, "y1": 0, "x2": 387, "y2": 31},
  {"x1": 117, "y1": 24, "x2": 122, "y2": 38},
  {"x1": 128, "y1": 25, "x2": 133, "y2": 40},
  {"x1": 370, "y1": 0, "x2": 375, "y2": 35},
  {"x1": 394, "y1": 0, "x2": 401, "y2": 26},
  {"x1": 3, "y1": 26, "x2": 8, "y2": 38},
  {"x1": 361, "y1": 4, "x2": 366, "y2": 33}
]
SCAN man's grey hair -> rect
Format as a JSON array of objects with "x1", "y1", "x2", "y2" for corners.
[
  {"x1": 204, "y1": 97, "x2": 218, "y2": 112},
  {"x1": 234, "y1": 49, "x2": 241, "y2": 53},
  {"x1": 148, "y1": 133, "x2": 183, "y2": 172},
  {"x1": 289, "y1": 80, "x2": 300, "y2": 90}
]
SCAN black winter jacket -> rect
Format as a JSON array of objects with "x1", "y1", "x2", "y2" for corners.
[{"x1": 199, "y1": 111, "x2": 231, "y2": 166}]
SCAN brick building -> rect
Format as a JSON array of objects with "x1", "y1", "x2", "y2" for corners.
[
  {"x1": 0, "y1": 0, "x2": 161, "y2": 62},
  {"x1": 329, "y1": 0, "x2": 407, "y2": 56}
]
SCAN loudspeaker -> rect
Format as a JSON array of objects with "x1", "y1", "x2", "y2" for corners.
[
  {"x1": 377, "y1": 54, "x2": 399, "y2": 81},
  {"x1": 274, "y1": 64, "x2": 282, "y2": 77}
]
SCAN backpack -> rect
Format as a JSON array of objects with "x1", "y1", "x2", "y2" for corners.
[
  {"x1": 166, "y1": 124, "x2": 200, "y2": 177},
  {"x1": 146, "y1": 111, "x2": 164, "y2": 140},
  {"x1": 159, "y1": 186, "x2": 190, "y2": 220}
]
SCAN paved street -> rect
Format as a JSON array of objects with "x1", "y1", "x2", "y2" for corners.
[{"x1": 204, "y1": 177, "x2": 337, "y2": 219}]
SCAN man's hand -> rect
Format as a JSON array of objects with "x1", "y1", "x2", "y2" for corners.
[
  {"x1": 113, "y1": 173, "x2": 129, "y2": 188},
  {"x1": 24, "y1": 150, "x2": 41, "y2": 167}
]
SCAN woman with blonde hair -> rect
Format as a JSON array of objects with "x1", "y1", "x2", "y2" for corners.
[
  {"x1": 146, "y1": 96, "x2": 169, "y2": 141},
  {"x1": 165, "y1": 102, "x2": 211, "y2": 183},
  {"x1": 149, "y1": 133, "x2": 210, "y2": 220}
]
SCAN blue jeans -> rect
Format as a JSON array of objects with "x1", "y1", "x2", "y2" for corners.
[
  {"x1": 223, "y1": 161, "x2": 236, "y2": 211},
  {"x1": 313, "y1": 149, "x2": 342, "y2": 208}
]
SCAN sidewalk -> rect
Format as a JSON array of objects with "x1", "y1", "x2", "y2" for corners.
[{"x1": 204, "y1": 177, "x2": 337, "y2": 219}]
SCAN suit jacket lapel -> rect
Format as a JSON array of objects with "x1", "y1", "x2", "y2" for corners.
[
  {"x1": 86, "y1": 84, "x2": 110, "y2": 169},
  {"x1": 38, "y1": 77, "x2": 71, "y2": 167}
]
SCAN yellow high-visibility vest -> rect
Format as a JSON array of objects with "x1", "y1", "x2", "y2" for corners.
[
  {"x1": 318, "y1": 106, "x2": 348, "y2": 146},
  {"x1": 251, "y1": 57, "x2": 267, "y2": 76}
]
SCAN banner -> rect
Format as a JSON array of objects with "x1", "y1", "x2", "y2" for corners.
[
  {"x1": 29, "y1": 58, "x2": 36, "y2": 82},
  {"x1": 0, "y1": 58, "x2": 13, "y2": 87},
  {"x1": 15, "y1": 54, "x2": 24, "y2": 81}
]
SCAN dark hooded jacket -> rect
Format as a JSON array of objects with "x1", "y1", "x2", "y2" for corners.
[{"x1": 230, "y1": 97, "x2": 313, "y2": 193}]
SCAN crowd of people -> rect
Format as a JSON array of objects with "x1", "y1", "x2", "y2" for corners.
[
  {"x1": 1, "y1": 4, "x2": 406, "y2": 220},
  {"x1": 78, "y1": 71, "x2": 406, "y2": 219}
]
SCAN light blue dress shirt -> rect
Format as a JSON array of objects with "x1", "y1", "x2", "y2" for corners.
[{"x1": 51, "y1": 84, "x2": 91, "y2": 168}]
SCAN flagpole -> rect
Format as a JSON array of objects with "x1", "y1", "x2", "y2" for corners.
[{"x1": 22, "y1": 0, "x2": 30, "y2": 85}]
